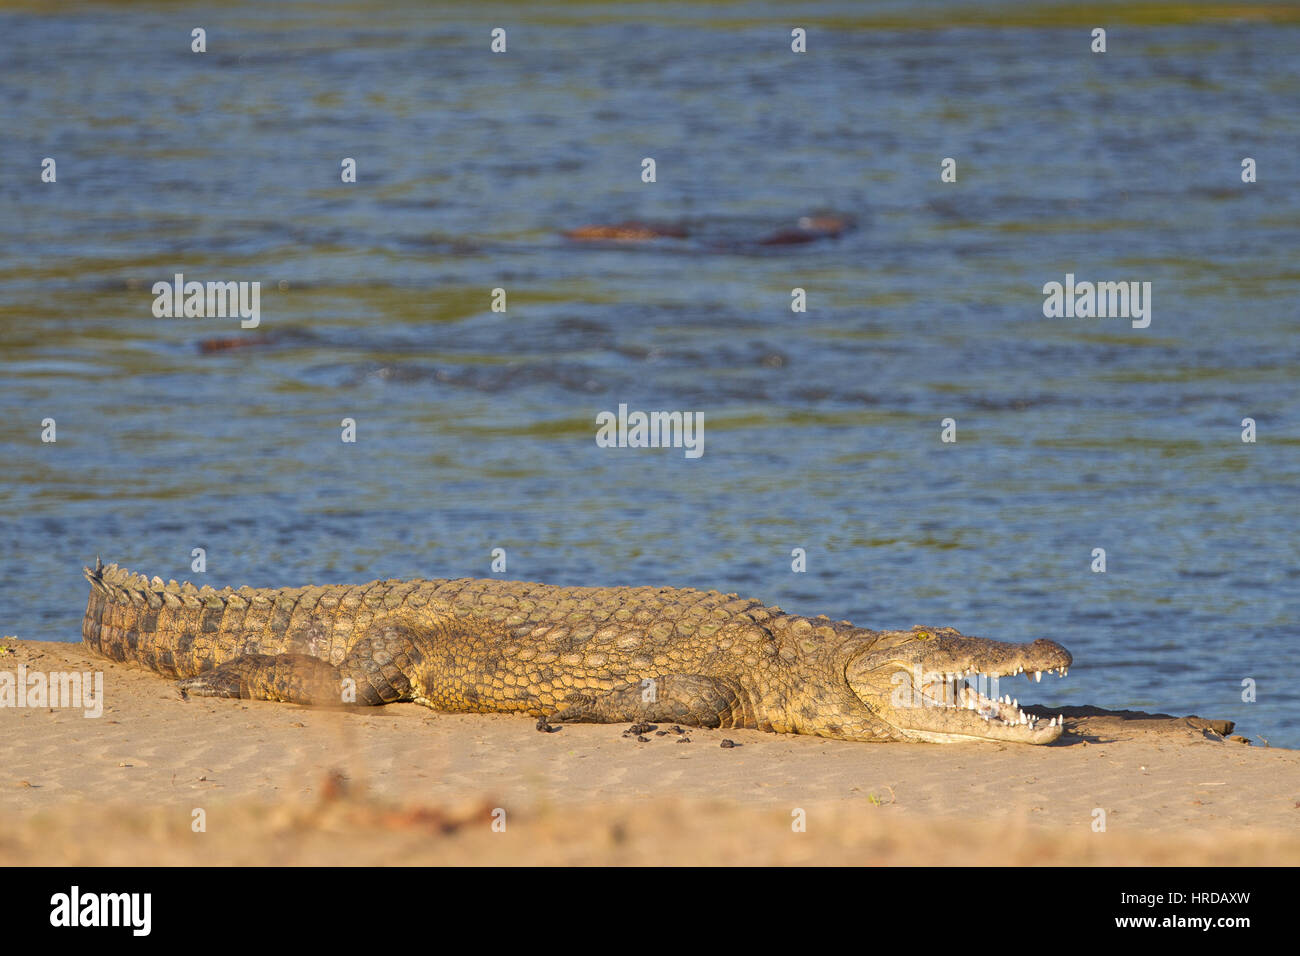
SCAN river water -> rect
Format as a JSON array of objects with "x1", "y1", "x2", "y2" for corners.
[{"x1": 2, "y1": 2, "x2": 1298, "y2": 745}]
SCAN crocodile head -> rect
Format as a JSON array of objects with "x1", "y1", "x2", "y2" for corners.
[{"x1": 844, "y1": 625, "x2": 1073, "y2": 743}]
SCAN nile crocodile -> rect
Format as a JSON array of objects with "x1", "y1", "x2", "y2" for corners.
[{"x1": 81, "y1": 560, "x2": 1071, "y2": 743}]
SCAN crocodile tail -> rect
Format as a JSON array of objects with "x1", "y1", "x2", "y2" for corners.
[
  {"x1": 82, "y1": 558, "x2": 114, "y2": 657},
  {"x1": 83, "y1": 556, "x2": 107, "y2": 591},
  {"x1": 82, "y1": 560, "x2": 144, "y2": 601},
  {"x1": 81, "y1": 559, "x2": 162, "y2": 662},
  {"x1": 80, "y1": 561, "x2": 290, "y2": 677}
]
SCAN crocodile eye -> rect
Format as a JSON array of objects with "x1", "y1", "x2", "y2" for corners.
[{"x1": 915, "y1": 630, "x2": 932, "y2": 641}]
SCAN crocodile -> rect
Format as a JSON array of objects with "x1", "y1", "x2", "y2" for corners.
[{"x1": 81, "y1": 560, "x2": 1072, "y2": 743}]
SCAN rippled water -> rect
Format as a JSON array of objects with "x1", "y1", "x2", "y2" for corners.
[{"x1": 2, "y1": 2, "x2": 1298, "y2": 745}]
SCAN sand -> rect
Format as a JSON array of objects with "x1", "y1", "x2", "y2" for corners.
[{"x1": 2, "y1": 638, "x2": 1297, "y2": 865}]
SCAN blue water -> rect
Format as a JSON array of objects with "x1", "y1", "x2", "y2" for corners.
[{"x1": 2, "y1": 2, "x2": 1297, "y2": 745}]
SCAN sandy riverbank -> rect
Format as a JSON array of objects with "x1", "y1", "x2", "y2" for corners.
[{"x1": 2, "y1": 639, "x2": 1296, "y2": 865}]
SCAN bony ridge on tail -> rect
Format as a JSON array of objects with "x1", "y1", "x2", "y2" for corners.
[{"x1": 82, "y1": 559, "x2": 1071, "y2": 743}]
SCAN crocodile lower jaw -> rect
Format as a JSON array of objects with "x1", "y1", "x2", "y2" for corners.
[{"x1": 893, "y1": 667, "x2": 1070, "y2": 744}]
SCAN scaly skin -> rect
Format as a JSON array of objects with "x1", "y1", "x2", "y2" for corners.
[{"x1": 81, "y1": 560, "x2": 1072, "y2": 743}]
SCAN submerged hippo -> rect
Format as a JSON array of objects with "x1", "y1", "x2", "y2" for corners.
[{"x1": 563, "y1": 212, "x2": 856, "y2": 248}]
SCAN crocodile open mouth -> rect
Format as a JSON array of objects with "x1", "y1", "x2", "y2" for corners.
[
  {"x1": 846, "y1": 632, "x2": 1074, "y2": 743},
  {"x1": 916, "y1": 666, "x2": 1068, "y2": 734}
]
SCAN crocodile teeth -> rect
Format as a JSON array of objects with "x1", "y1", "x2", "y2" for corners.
[
  {"x1": 1034, "y1": 671, "x2": 1042, "y2": 682},
  {"x1": 921, "y1": 667, "x2": 1070, "y2": 731}
]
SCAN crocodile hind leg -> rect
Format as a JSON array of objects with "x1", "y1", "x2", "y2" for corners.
[
  {"x1": 551, "y1": 674, "x2": 752, "y2": 729},
  {"x1": 178, "y1": 653, "x2": 349, "y2": 704},
  {"x1": 177, "y1": 621, "x2": 425, "y2": 707}
]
